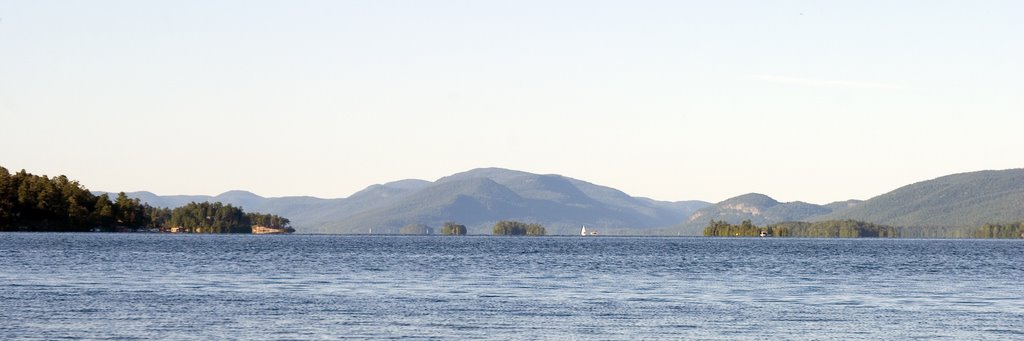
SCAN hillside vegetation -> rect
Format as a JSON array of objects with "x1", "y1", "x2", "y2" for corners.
[
  {"x1": 678, "y1": 193, "x2": 843, "y2": 235},
  {"x1": 1, "y1": 166, "x2": 289, "y2": 233},
  {"x1": 822, "y1": 169, "x2": 1024, "y2": 227}
]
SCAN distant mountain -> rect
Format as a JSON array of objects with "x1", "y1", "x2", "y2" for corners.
[
  {"x1": 97, "y1": 190, "x2": 348, "y2": 230},
  {"x1": 677, "y1": 193, "x2": 836, "y2": 235},
  {"x1": 317, "y1": 177, "x2": 528, "y2": 234},
  {"x1": 824, "y1": 169, "x2": 1024, "y2": 227},
  {"x1": 101, "y1": 191, "x2": 211, "y2": 209},
  {"x1": 111, "y1": 168, "x2": 710, "y2": 235},
  {"x1": 107, "y1": 168, "x2": 1024, "y2": 235},
  {"x1": 308, "y1": 168, "x2": 711, "y2": 234},
  {"x1": 676, "y1": 168, "x2": 1024, "y2": 235},
  {"x1": 381, "y1": 179, "x2": 433, "y2": 191},
  {"x1": 824, "y1": 199, "x2": 863, "y2": 212}
]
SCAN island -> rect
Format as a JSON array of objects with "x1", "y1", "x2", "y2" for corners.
[
  {"x1": 492, "y1": 220, "x2": 546, "y2": 236},
  {"x1": 441, "y1": 222, "x2": 467, "y2": 235}
]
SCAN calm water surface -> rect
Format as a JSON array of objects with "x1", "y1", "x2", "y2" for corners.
[{"x1": 1, "y1": 234, "x2": 1022, "y2": 340}]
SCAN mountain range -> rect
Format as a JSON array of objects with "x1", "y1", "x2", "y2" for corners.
[
  {"x1": 674, "y1": 169, "x2": 1024, "y2": 235},
  {"x1": 109, "y1": 168, "x2": 1024, "y2": 235},
  {"x1": 109, "y1": 168, "x2": 709, "y2": 235}
]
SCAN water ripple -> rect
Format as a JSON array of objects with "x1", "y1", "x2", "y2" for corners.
[{"x1": 1, "y1": 234, "x2": 1021, "y2": 340}]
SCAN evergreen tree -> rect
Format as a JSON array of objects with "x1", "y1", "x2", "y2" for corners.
[{"x1": 93, "y1": 194, "x2": 115, "y2": 228}]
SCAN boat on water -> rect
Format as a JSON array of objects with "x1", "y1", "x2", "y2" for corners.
[{"x1": 581, "y1": 225, "x2": 597, "y2": 236}]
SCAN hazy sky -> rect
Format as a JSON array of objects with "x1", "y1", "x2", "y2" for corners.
[{"x1": 1, "y1": 1, "x2": 1021, "y2": 204}]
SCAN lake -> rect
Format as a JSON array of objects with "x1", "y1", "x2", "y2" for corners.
[{"x1": 1, "y1": 234, "x2": 1022, "y2": 339}]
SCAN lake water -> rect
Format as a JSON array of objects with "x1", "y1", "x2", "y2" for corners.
[{"x1": 1, "y1": 234, "x2": 1022, "y2": 340}]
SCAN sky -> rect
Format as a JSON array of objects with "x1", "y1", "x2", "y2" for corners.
[{"x1": 1, "y1": 1, "x2": 1021, "y2": 204}]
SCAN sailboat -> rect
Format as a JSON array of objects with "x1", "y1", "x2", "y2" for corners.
[{"x1": 581, "y1": 225, "x2": 597, "y2": 236}]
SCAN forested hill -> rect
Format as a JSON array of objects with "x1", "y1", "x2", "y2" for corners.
[
  {"x1": 822, "y1": 169, "x2": 1024, "y2": 227},
  {"x1": 678, "y1": 169, "x2": 1024, "y2": 235},
  {"x1": 0, "y1": 166, "x2": 289, "y2": 233},
  {"x1": 677, "y1": 193, "x2": 837, "y2": 235}
]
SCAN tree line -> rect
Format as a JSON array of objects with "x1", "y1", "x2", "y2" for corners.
[
  {"x1": 492, "y1": 220, "x2": 546, "y2": 236},
  {"x1": 704, "y1": 219, "x2": 897, "y2": 238},
  {"x1": 769, "y1": 220, "x2": 898, "y2": 238},
  {"x1": 965, "y1": 222, "x2": 1024, "y2": 239},
  {"x1": 167, "y1": 201, "x2": 292, "y2": 233},
  {"x1": 704, "y1": 219, "x2": 1023, "y2": 239},
  {"x1": 0, "y1": 166, "x2": 290, "y2": 233},
  {"x1": 703, "y1": 219, "x2": 766, "y2": 237},
  {"x1": 383, "y1": 221, "x2": 544, "y2": 236},
  {"x1": 441, "y1": 222, "x2": 467, "y2": 235}
]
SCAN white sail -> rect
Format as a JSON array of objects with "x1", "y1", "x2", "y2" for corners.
[{"x1": 581, "y1": 225, "x2": 587, "y2": 236}]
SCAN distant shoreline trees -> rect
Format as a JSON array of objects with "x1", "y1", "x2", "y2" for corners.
[
  {"x1": 968, "y1": 222, "x2": 1024, "y2": 239},
  {"x1": 703, "y1": 219, "x2": 1022, "y2": 239},
  {"x1": 703, "y1": 219, "x2": 898, "y2": 238},
  {"x1": 441, "y1": 222, "x2": 467, "y2": 235},
  {"x1": 492, "y1": 220, "x2": 546, "y2": 236},
  {"x1": 247, "y1": 212, "x2": 292, "y2": 230},
  {"x1": 399, "y1": 223, "x2": 433, "y2": 235},
  {"x1": 0, "y1": 166, "x2": 290, "y2": 233}
]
